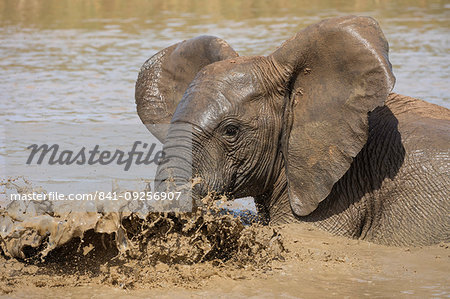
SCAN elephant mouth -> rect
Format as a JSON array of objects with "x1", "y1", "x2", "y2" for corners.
[
  {"x1": 155, "y1": 174, "x2": 242, "y2": 210},
  {"x1": 154, "y1": 171, "x2": 212, "y2": 211}
]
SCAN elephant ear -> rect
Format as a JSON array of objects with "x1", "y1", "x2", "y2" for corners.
[
  {"x1": 135, "y1": 36, "x2": 238, "y2": 142},
  {"x1": 270, "y1": 16, "x2": 395, "y2": 216}
]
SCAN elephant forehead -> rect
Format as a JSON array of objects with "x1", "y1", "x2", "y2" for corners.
[
  {"x1": 172, "y1": 69, "x2": 258, "y2": 128},
  {"x1": 172, "y1": 87, "x2": 232, "y2": 128}
]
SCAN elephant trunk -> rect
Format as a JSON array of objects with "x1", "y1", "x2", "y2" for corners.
[{"x1": 154, "y1": 124, "x2": 201, "y2": 211}]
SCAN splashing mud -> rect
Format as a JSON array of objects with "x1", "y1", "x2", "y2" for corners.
[
  {"x1": 0, "y1": 177, "x2": 284, "y2": 291},
  {"x1": 1, "y1": 178, "x2": 449, "y2": 297}
]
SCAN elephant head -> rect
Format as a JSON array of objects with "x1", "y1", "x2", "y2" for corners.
[{"x1": 136, "y1": 16, "x2": 395, "y2": 218}]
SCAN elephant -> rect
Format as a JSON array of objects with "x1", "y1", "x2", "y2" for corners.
[{"x1": 135, "y1": 16, "x2": 449, "y2": 246}]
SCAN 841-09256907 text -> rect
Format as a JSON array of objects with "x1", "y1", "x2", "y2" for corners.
[{"x1": 9, "y1": 191, "x2": 183, "y2": 201}]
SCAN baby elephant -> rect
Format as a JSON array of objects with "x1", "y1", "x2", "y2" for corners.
[{"x1": 135, "y1": 16, "x2": 449, "y2": 246}]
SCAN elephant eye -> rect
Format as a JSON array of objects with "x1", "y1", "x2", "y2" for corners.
[{"x1": 224, "y1": 124, "x2": 239, "y2": 137}]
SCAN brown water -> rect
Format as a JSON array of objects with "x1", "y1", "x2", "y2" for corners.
[
  {"x1": 0, "y1": 0, "x2": 448, "y2": 126},
  {"x1": 1, "y1": 0, "x2": 449, "y2": 298}
]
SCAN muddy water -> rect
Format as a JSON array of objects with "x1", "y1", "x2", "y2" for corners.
[
  {"x1": 1, "y1": 223, "x2": 449, "y2": 298},
  {"x1": 0, "y1": 0, "x2": 448, "y2": 127},
  {"x1": 1, "y1": 0, "x2": 449, "y2": 298}
]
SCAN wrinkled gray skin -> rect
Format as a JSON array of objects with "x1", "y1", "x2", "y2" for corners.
[{"x1": 136, "y1": 16, "x2": 449, "y2": 246}]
